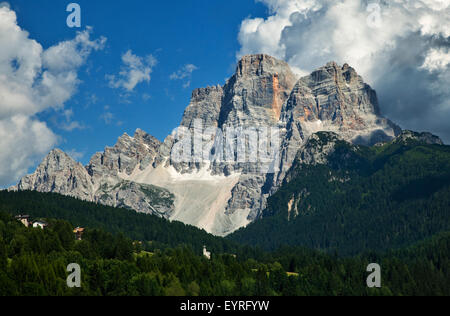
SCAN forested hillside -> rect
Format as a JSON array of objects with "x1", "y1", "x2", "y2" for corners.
[
  {"x1": 230, "y1": 133, "x2": 450, "y2": 255},
  {"x1": 1, "y1": 134, "x2": 449, "y2": 296},
  {"x1": 0, "y1": 190, "x2": 239, "y2": 255},
  {"x1": 0, "y1": 210, "x2": 448, "y2": 296}
]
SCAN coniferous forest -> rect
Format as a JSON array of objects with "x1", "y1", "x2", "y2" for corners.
[
  {"x1": 230, "y1": 135, "x2": 450, "y2": 255},
  {"x1": 0, "y1": 207, "x2": 449, "y2": 296},
  {"x1": 0, "y1": 188, "x2": 449, "y2": 296},
  {"x1": 0, "y1": 137, "x2": 449, "y2": 296}
]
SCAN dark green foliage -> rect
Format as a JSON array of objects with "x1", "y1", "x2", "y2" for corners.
[
  {"x1": 230, "y1": 140, "x2": 450, "y2": 255},
  {"x1": 0, "y1": 209, "x2": 448, "y2": 296},
  {"x1": 0, "y1": 190, "x2": 238, "y2": 256}
]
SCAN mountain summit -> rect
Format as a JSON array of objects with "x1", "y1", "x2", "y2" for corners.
[{"x1": 13, "y1": 54, "x2": 404, "y2": 235}]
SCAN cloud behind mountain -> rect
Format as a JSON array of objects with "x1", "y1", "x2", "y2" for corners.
[{"x1": 237, "y1": 0, "x2": 450, "y2": 142}]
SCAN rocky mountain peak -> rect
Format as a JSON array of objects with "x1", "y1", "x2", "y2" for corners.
[
  {"x1": 88, "y1": 128, "x2": 161, "y2": 180},
  {"x1": 38, "y1": 148, "x2": 83, "y2": 172},
  {"x1": 302, "y1": 61, "x2": 365, "y2": 91},
  {"x1": 12, "y1": 128, "x2": 174, "y2": 218},
  {"x1": 217, "y1": 54, "x2": 298, "y2": 126},
  {"x1": 191, "y1": 85, "x2": 223, "y2": 102},
  {"x1": 236, "y1": 54, "x2": 292, "y2": 78},
  {"x1": 45, "y1": 148, "x2": 72, "y2": 165},
  {"x1": 13, "y1": 54, "x2": 418, "y2": 237},
  {"x1": 295, "y1": 132, "x2": 344, "y2": 165},
  {"x1": 133, "y1": 128, "x2": 146, "y2": 139},
  {"x1": 13, "y1": 148, "x2": 94, "y2": 201},
  {"x1": 133, "y1": 128, "x2": 161, "y2": 148},
  {"x1": 341, "y1": 63, "x2": 360, "y2": 85},
  {"x1": 284, "y1": 61, "x2": 399, "y2": 145},
  {"x1": 394, "y1": 130, "x2": 444, "y2": 145},
  {"x1": 181, "y1": 85, "x2": 224, "y2": 129}
]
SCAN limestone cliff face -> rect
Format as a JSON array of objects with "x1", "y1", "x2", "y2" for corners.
[
  {"x1": 13, "y1": 130, "x2": 173, "y2": 216},
  {"x1": 154, "y1": 55, "x2": 401, "y2": 234},
  {"x1": 14, "y1": 54, "x2": 415, "y2": 236},
  {"x1": 14, "y1": 149, "x2": 94, "y2": 201},
  {"x1": 166, "y1": 55, "x2": 298, "y2": 225},
  {"x1": 284, "y1": 62, "x2": 399, "y2": 141},
  {"x1": 88, "y1": 129, "x2": 160, "y2": 182},
  {"x1": 275, "y1": 61, "x2": 401, "y2": 188},
  {"x1": 219, "y1": 54, "x2": 297, "y2": 127},
  {"x1": 181, "y1": 85, "x2": 223, "y2": 129}
]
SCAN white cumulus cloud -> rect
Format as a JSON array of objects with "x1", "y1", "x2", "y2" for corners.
[
  {"x1": 0, "y1": 5, "x2": 106, "y2": 186},
  {"x1": 421, "y1": 47, "x2": 450, "y2": 72},
  {"x1": 170, "y1": 64, "x2": 198, "y2": 88},
  {"x1": 107, "y1": 50, "x2": 157, "y2": 92}
]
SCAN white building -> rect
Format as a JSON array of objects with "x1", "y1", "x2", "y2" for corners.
[
  {"x1": 33, "y1": 221, "x2": 48, "y2": 229},
  {"x1": 15, "y1": 215, "x2": 30, "y2": 227},
  {"x1": 203, "y1": 246, "x2": 211, "y2": 260}
]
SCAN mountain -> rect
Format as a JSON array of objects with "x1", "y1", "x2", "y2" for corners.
[
  {"x1": 13, "y1": 54, "x2": 402, "y2": 236},
  {"x1": 13, "y1": 130, "x2": 175, "y2": 217},
  {"x1": 229, "y1": 130, "x2": 449, "y2": 255}
]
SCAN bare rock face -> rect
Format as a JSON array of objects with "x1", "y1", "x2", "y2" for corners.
[
  {"x1": 151, "y1": 55, "x2": 402, "y2": 234},
  {"x1": 285, "y1": 62, "x2": 400, "y2": 141},
  {"x1": 87, "y1": 129, "x2": 161, "y2": 182},
  {"x1": 14, "y1": 149, "x2": 94, "y2": 201},
  {"x1": 218, "y1": 54, "x2": 298, "y2": 126},
  {"x1": 12, "y1": 130, "x2": 173, "y2": 218},
  {"x1": 294, "y1": 132, "x2": 345, "y2": 166},
  {"x1": 95, "y1": 180, "x2": 174, "y2": 216},
  {"x1": 170, "y1": 85, "x2": 224, "y2": 174},
  {"x1": 181, "y1": 85, "x2": 223, "y2": 129},
  {"x1": 394, "y1": 130, "x2": 444, "y2": 145},
  {"x1": 189, "y1": 55, "x2": 298, "y2": 225},
  {"x1": 85, "y1": 129, "x2": 171, "y2": 216},
  {"x1": 275, "y1": 61, "x2": 401, "y2": 188},
  {"x1": 14, "y1": 54, "x2": 411, "y2": 236},
  {"x1": 171, "y1": 54, "x2": 298, "y2": 175}
]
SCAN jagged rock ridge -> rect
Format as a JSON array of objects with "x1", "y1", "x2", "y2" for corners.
[
  {"x1": 13, "y1": 54, "x2": 433, "y2": 236},
  {"x1": 13, "y1": 130, "x2": 174, "y2": 216}
]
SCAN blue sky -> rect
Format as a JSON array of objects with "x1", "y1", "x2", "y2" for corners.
[{"x1": 8, "y1": 0, "x2": 267, "y2": 165}]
